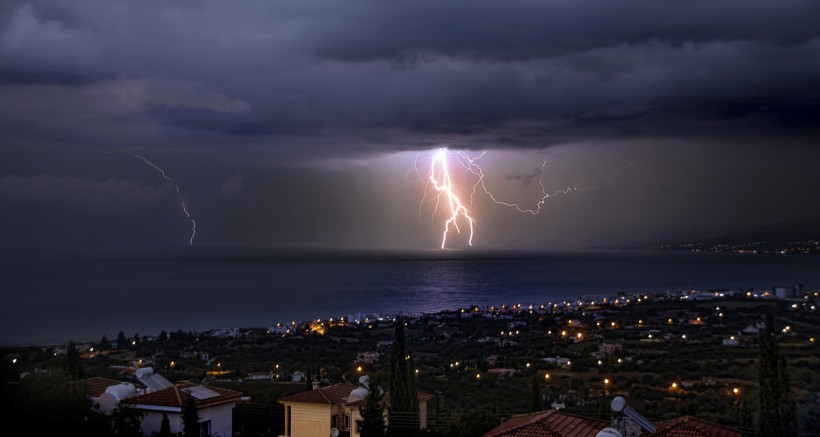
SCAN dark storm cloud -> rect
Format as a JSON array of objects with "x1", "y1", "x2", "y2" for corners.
[
  {"x1": 312, "y1": 1, "x2": 820, "y2": 62},
  {"x1": 1, "y1": 0, "x2": 818, "y2": 153},
  {"x1": 2, "y1": 0, "x2": 820, "y2": 250},
  {"x1": 0, "y1": 4, "x2": 104, "y2": 84}
]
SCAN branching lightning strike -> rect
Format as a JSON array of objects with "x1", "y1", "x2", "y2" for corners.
[
  {"x1": 422, "y1": 147, "x2": 618, "y2": 249},
  {"x1": 428, "y1": 148, "x2": 476, "y2": 249}
]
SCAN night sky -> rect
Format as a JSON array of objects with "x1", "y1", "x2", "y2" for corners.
[{"x1": 2, "y1": 1, "x2": 819, "y2": 251}]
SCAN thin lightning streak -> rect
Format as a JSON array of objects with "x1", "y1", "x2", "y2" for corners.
[
  {"x1": 122, "y1": 152, "x2": 197, "y2": 245},
  {"x1": 454, "y1": 150, "x2": 610, "y2": 215},
  {"x1": 96, "y1": 148, "x2": 197, "y2": 245}
]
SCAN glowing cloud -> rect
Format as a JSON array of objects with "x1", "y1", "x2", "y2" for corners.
[{"x1": 420, "y1": 147, "x2": 618, "y2": 249}]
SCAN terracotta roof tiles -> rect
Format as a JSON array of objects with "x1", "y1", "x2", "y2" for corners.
[
  {"x1": 279, "y1": 384, "x2": 358, "y2": 405},
  {"x1": 483, "y1": 410, "x2": 608, "y2": 437},
  {"x1": 73, "y1": 377, "x2": 126, "y2": 398},
  {"x1": 483, "y1": 411, "x2": 742, "y2": 437},
  {"x1": 125, "y1": 382, "x2": 241, "y2": 410},
  {"x1": 654, "y1": 416, "x2": 742, "y2": 437}
]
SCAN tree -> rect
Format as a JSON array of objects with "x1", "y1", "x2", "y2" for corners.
[
  {"x1": 361, "y1": 377, "x2": 386, "y2": 437},
  {"x1": 3, "y1": 370, "x2": 91, "y2": 436},
  {"x1": 117, "y1": 330, "x2": 127, "y2": 349},
  {"x1": 64, "y1": 341, "x2": 84, "y2": 379},
  {"x1": 99, "y1": 334, "x2": 112, "y2": 350},
  {"x1": 158, "y1": 330, "x2": 168, "y2": 342},
  {"x1": 388, "y1": 316, "x2": 419, "y2": 435},
  {"x1": 445, "y1": 410, "x2": 499, "y2": 437},
  {"x1": 305, "y1": 364, "x2": 313, "y2": 390},
  {"x1": 183, "y1": 396, "x2": 200, "y2": 437},
  {"x1": 110, "y1": 406, "x2": 144, "y2": 437},
  {"x1": 757, "y1": 314, "x2": 798, "y2": 436},
  {"x1": 531, "y1": 377, "x2": 543, "y2": 412},
  {"x1": 160, "y1": 412, "x2": 172, "y2": 437}
]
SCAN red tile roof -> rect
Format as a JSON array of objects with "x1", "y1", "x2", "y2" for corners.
[
  {"x1": 344, "y1": 391, "x2": 434, "y2": 408},
  {"x1": 125, "y1": 382, "x2": 242, "y2": 410},
  {"x1": 654, "y1": 416, "x2": 742, "y2": 437},
  {"x1": 73, "y1": 377, "x2": 128, "y2": 397},
  {"x1": 483, "y1": 410, "x2": 609, "y2": 437},
  {"x1": 483, "y1": 411, "x2": 742, "y2": 437},
  {"x1": 279, "y1": 384, "x2": 358, "y2": 405}
]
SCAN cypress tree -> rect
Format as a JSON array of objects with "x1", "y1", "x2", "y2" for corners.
[
  {"x1": 182, "y1": 396, "x2": 200, "y2": 437},
  {"x1": 63, "y1": 342, "x2": 84, "y2": 379},
  {"x1": 305, "y1": 364, "x2": 313, "y2": 390},
  {"x1": 757, "y1": 314, "x2": 798, "y2": 436},
  {"x1": 531, "y1": 377, "x2": 543, "y2": 412},
  {"x1": 117, "y1": 330, "x2": 127, "y2": 349},
  {"x1": 388, "y1": 316, "x2": 419, "y2": 434},
  {"x1": 99, "y1": 334, "x2": 111, "y2": 350},
  {"x1": 361, "y1": 377, "x2": 386, "y2": 437},
  {"x1": 160, "y1": 412, "x2": 172, "y2": 437}
]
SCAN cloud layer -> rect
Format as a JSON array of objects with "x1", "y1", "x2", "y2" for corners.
[{"x1": 1, "y1": 1, "x2": 819, "y2": 249}]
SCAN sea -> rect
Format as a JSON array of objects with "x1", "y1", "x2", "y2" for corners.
[{"x1": 2, "y1": 248, "x2": 819, "y2": 347}]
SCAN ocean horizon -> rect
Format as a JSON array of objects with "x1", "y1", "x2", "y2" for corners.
[{"x1": 3, "y1": 248, "x2": 819, "y2": 347}]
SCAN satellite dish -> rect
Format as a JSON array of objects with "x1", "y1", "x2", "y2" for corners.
[{"x1": 330, "y1": 427, "x2": 339, "y2": 437}]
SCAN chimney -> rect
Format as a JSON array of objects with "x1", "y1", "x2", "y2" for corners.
[{"x1": 312, "y1": 381, "x2": 320, "y2": 390}]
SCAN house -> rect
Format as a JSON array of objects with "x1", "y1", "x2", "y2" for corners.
[
  {"x1": 123, "y1": 382, "x2": 242, "y2": 437},
  {"x1": 482, "y1": 409, "x2": 742, "y2": 437},
  {"x1": 279, "y1": 376, "x2": 431, "y2": 437},
  {"x1": 74, "y1": 375, "x2": 242, "y2": 436},
  {"x1": 246, "y1": 371, "x2": 274, "y2": 381},
  {"x1": 722, "y1": 337, "x2": 740, "y2": 347},
  {"x1": 355, "y1": 351, "x2": 380, "y2": 364},
  {"x1": 599, "y1": 343, "x2": 623, "y2": 355},
  {"x1": 280, "y1": 383, "x2": 357, "y2": 436},
  {"x1": 487, "y1": 368, "x2": 516, "y2": 377}
]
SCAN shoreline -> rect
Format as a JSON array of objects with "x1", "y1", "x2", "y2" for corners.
[{"x1": 3, "y1": 284, "x2": 811, "y2": 350}]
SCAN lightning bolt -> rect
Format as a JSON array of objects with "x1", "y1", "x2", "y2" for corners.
[
  {"x1": 96, "y1": 148, "x2": 197, "y2": 245},
  {"x1": 122, "y1": 152, "x2": 197, "y2": 245},
  {"x1": 421, "y1": 147, "x2": 628, "y2": 249},
  {"x1": 428, "y1": 148, "x2": 476, "y2": 249}
]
